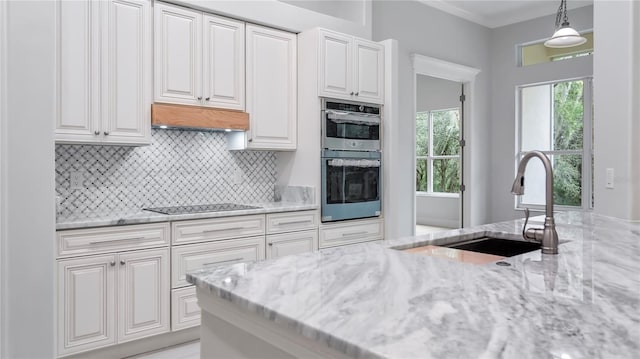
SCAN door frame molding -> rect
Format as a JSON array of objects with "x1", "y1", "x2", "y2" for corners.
[{"x1": 411, "y1": 54, "x2": 480, "y2": 229}]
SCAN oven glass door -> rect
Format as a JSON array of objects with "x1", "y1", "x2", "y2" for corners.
[
  {"x1": 321, "y1": 152, "x2": 381, "y2": 222},
  {"x1": 323, "y1": 110, "x2": 380, "y2": 151}
]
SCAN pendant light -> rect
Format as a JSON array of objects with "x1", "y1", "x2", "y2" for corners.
[{"x1": 544, "y1": 0, "x2": 587, "y2": 48}]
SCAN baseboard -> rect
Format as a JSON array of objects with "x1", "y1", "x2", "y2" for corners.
[{"x1": 62, "y1": 327, "x2": 199, "y2": 359}]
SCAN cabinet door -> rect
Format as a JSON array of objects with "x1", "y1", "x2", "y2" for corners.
[
  {"x1": 117, "y1": 248, "x2": 170, "y2": 343},
  {"x1": 245, "y1": 24, "x2": 297, "y2": 150},
  {"x1": 154, "y1": 2, "x2": 202, "y2": 105},
  {"x1": 171, "y1": 286, "x2": 201, "y2": 331},
  {"x1": 102, "y1": 0, "x2": 152, "y2": 145},
  {"x1": 353, "y1": 39, "x2": 384, "y2": 104},
  {"x1": 318, "y1": 30, "x2": 352, "y2": 99},
  {"x1": 56, "y1": 0, "x2": 101, "y2": 143},
  {"x1": 57, "y1": 255, "x2": 116, "y2": 356},
  {"x1": 267, "y1": 230, "x2": 318, "y2": 259},
  {"x1": 202, "y1": 14, "x2": 245, "y2": 110}
]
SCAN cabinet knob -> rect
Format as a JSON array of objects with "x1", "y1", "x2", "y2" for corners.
[
  {"x1": 110, "y1": 261, "x2": 116, "y2": 266},
  {"x1": 248, "y1": 138, "x2": 253, "y2": 142},
  {"x1": 197, "y1": 97, "x2": 202, "y2": 101},
  {"x1": 355, "y1": 92, "x2": 359, "y2": 96},
  {"x1": 120, "y1": 260, "x2": 125, "y2": 265},
  {"x1": 94, "y1": 130, "x2": 100, "y2": 135},
  {"x1": 268, "y1": 243, "x2": 273, "y2": 246},
  {"x1": 103, "y1": 131, "x2": 109, "y2": 136},
  {"x1": 350, "y1": 92, "x2": 354, "y2": 96},
  {"x1": 205, "y1": 97, "x2": 210, "y2": 101}
]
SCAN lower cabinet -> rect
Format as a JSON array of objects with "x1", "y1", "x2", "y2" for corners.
[
  {"x1": 319, "y1": 217, "x2": 384, "y2": 248},
  {"x1": 171, "y1": 286, "x2": 200, "y2": 331},
  {"x1": 267, "y1": 230, "x2": 318, "y2": 259},
  {"x1": 57, "y1": 248, "x2": 169, "y2": 357}
]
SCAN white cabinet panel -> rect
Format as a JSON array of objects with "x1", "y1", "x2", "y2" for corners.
[
  {"x1": 171, "y1": 215, "x2": 265, "y2": 245},
  {"x1": 267, "y1": 230, "x2": 318, "y2": 259},
  {"x1": 171, "y1": 286, "x2": 201, "y2": 331},
  {"x1": 353, "y1": 39, "x2": 384, "y2": 103},
  {"x1": 319, "y1": 218, "x2": 383, "y2": 248},
  {"x1": 318, "y1": 30, "x2": 384, "y2": 104},
  {"x1": 57, "y1": 254, "x2": 116, "y2": 356},
  {"x1": 56, "y1": 0, "x2": 151, "y2": 145},
  {"x1": 266, "y1": 211, "x2": 318, "y2": 234},
  {"x1": 103, "y1": 0, "x2": 151, "y2": 144},
  {"x1": 56, "y1": 0, "x2": 100, "y2": 141},
  {"x1": 172, "y1": 236, "x2": 265, "y2": 288},
  {"x1": 118, "y1": 248, "x2": 170, "y2": 343},
  {"x1": 202, "y1": 14, "x2": 244, "y2": 110},
  {"x1": 245, "y1": 24, "x2": 297, "y2": 150},
  {"x1": 319, "y1": 31, "x2": 352, "y2": 98},
  {"x1": 154, "y1": 2, "x2": 202, "y2": 105}
]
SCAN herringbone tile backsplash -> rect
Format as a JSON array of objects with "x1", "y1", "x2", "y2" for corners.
[{"x1": 56, "y1": 129, "x2": 276, "y2": 216}]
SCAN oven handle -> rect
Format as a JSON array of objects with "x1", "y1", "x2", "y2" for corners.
[
  {"x1": 328, "y1": 159, "x2": 381, "y2": 168},
  {"x1": 326, "y1": 110, "x2": 380, "y2": 125}
]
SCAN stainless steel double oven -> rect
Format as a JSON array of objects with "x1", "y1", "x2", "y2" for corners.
[{"x1": 321, "y1": 99, "x2": 382, "y2": 222}]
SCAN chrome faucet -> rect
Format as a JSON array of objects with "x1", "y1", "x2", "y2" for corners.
[{"x1": 511, "y1": 151, "x2": 559, "y2": 255}]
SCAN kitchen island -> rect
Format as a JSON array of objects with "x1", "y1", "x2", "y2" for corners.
[{"x1": 186, "y1": 212, "x2": 640, "y2": 358}]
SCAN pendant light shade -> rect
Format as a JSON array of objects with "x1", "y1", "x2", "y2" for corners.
[{"x1": 544, "y1": 0, "x2": 586, "y2": 48}]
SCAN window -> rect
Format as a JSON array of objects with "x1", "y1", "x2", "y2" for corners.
[
  {"x1": 416, "y1": 108, "x2": 460, "y2": 194},
  {"x1": 519, "y1": 31, "x2": 593, "y2": 67},
  {"x1": 517, "y1": 78, "x2": 593, "y2": 210}
]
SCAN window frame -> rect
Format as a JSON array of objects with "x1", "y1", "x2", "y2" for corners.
[
  {"x1": 515, "y1": 77, "x2": 593, "y2": 211},
  {"x1": 416, "y1": 107, "x2": 461, "y2": 197}
]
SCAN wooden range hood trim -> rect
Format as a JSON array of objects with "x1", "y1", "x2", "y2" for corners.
[{"x1": 151, "y1": 103, "x2": 250, "y2": 131}]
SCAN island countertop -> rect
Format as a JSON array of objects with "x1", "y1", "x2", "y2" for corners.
[{"x1": 186, "y1": 212, "x2": 640, "y2": 358}]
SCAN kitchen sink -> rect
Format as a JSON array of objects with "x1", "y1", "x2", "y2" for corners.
[{"x1": 445, "y1": 237, "x2": 540, "y2": 257}]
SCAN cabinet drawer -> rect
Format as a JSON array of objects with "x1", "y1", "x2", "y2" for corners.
[
  {"x1": 319, "y1": 218, "x2": 383, "y2": 249},
  {"x1": 171, "y1": 236, "x2": 266, "y2": 288},
  {"x1": 171, "y1": 287, "x2": 200, "y2": 331},
  {"x1": 267, "y1": 229, "x2": 318, "y2": 259},
  {"x1": 266, "y1": 211, "x2": 318, "y2": 234},
  {"x1": 172, "y1": 215, "x2": 265, "y2": 245},
  {"x1": 57, "y1": 223, "x2": 170, "y2": 258}
]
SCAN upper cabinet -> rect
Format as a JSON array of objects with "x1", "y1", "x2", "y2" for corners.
[
  {"x1": 319, "y1": 30, "x2": 384, "y2": 104},
  {"x1": 242, "y1": 24, "x2": 297, "y2": 150},
  {"x1": 56, "y1": 0, "x2": 152, "y2": 146},
  {"x1": 154, "y1": 2, "x2": 245, "y2": 111}
]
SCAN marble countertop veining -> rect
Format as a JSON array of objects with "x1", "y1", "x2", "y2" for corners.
[
  {"x1": 187, "y1": 212, "x2": 640, "y2": 358},
  {"x1": 56, "y1": 201, "x2": 318, "y2": 230}
]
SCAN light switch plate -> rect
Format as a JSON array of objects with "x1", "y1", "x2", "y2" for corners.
[{"x1": 606, "y1": 168, "x2": 614, "y2": 189}]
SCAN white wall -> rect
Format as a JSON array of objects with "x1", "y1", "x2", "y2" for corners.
[
  {"x1": 415, "y1": 75, "x2": 460, "y2": 228},
  {"x1": 488, "y1": 6, "x2": 593, "y2": 222},
  {"x1": 0, "y1": 0, "x2": 5, "y2": 355},
  {"x1": 634, "y1": 1, "x2": 640, "y2": 220},
  {"x1": 3, "y1": 1, "x2": 56, "y2": 357},
  {"x1": 173, "y1": 0, "x2": 372, "y2": 38},
  {"x1": 593, "y1": 0, "x2": 638, "y2": 220},
  {"x1": 373, "y1": 0, "x2": 492, "y2": 237}
]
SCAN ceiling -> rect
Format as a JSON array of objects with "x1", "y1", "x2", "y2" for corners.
[{"x1": 416, "y1": 0, "x2": 593, "y2": 28}]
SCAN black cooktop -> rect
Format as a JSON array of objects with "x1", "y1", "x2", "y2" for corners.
[{"x1": 143, "y1": 203, "x2": 261, "y2": 215}]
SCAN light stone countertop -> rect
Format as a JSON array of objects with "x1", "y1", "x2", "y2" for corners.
[
  {"x1": 56, "y1": 201, "x2": 318, "y2": 230},
  {"x1": 187, "y1": 211, "x2": 640, "y2": 358}
]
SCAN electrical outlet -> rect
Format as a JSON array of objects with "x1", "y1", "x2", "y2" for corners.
[
  {"x1": 606, "y1": 168, "x2": 614, "y2": 189},
  {"x1": 69, "y1": 171, "x2": 84, "y2": 190}
]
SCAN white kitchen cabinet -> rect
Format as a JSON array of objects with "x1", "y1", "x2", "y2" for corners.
[
  {"x1": 57, "y1": 254, "x2": 117, "y2": 357},
  {"x1": 154, "y1": 2, "x2": 244, "y2": 110},
  {"x1": 57, "y1": 223, "x2": 170, "y2": 357},
  {"x1": 171, "y1": 286, "x2": 200, "y2": 331},
  {"x1": 319, "y1": 29, "x2": 384, "y2": 104},
  {"x1": 117, "y1": 248, "x2": 170, "y2": 343},
  {"x1": 267, "y1": 230, "x2": 318, "y2": 259},
  {"x1": 229, "y1": 24, "x2": 297, "y2": 150},
  {"x1": 56, "y1": 0, "x2": 152, "y2": 145},
  {"x1": 319, "y1": 217, "x2": 383, "y2": 248}
]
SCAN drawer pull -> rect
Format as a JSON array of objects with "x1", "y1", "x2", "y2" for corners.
[
  {"x1": 203, "y1": 258, "x2": 243, "y2": 267},
  {"x1": 342, "y1": 231, "x2": 368, "y2": 237},
  {"x1": 89, "y1": 236, "x2": 146, "y2": 245},
  {"x1": 275, "y1": 219, "x2": 311, "y2": 226},
  {"x1": 203, "y1": 227, "x2": 244, "y2": 233}
]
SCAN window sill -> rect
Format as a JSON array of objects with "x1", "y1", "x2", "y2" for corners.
[{"x1": 416, "y1": 192, "x2": 460, "y2": 199}]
